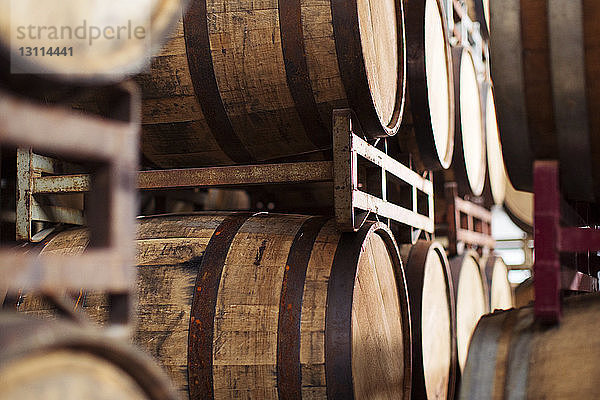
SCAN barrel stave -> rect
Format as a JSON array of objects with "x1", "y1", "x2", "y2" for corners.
[
  {"x1": 15, "y1": 213, "x2": 411, "y2": 399},
  {"x1": 461, "y1": 293, "x2": 600, "y2": 399},
  {"x1": 140, "y1": 0, "x2": 406, "y2": 168}
]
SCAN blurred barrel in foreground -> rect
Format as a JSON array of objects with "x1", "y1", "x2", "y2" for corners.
[
  {"x1": 449, "y1": 46, "x2": 486, "y2": 196},
  {"x1": 0, "y1": 313, "x2": 177, "y2": 400},
  {"x1": 19, "y1": 213, "x2": 412, "y2": 399},
  {"x1": 490, "y1": 0, "x2": 600, "y2": 202},
  {"x1": 483, "y1": 256, "x2": 513, "y2": 311},
  {"x1": 449, "y1": 250, "x2": 488, "y2": 373},
  {"x1": 461, "y1": 293, "x2": 600, "y2": 399},
  {"x1": 0, "y1": 0, "x2": 184, "y2": 92},
  {"x1": 397, "y1": 0, "x2": 454, "y2": 171},
  {"x1": 403, "y1": 241, "x2": 457, "y2": 400},
  {"x1": 140, "y1": 0, "x2": 406, "y2": 168}
]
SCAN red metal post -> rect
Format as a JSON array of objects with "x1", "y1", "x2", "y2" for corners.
[{"x1": 534, "y1": 161, "x2": 562, "y2": 323}]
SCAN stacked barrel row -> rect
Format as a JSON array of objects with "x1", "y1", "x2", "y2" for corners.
[
  {"x1": 10, "y1": 212, "x2": 515, "y2": 400},
  {"x1": 0, "y1": 0, "x2": 506, "y2": 205},
  {"x1": 135, "y1": 0, "x2": 506, "y2": 208},
  {"x1": 0, "y1": 1, "x2": 186, "y2": 400},
  {"x1": 460, "y1": 1, "x2": 600, "y2": 400},
  {"x1": 0, "y1": 1, "x2": 516, "y2": 400}
]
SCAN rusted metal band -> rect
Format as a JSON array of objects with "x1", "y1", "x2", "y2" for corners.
[
  {"x1": 325, "y1": 223, "x2": 372, "y2": 400},
  {"x1": 458, "y1": 310, "x2": 507, "y2": 400},
  {"x1": 276, "y1": 217, "x2": 329, "y2": 399},
  {"x1": 403, "y1": 241, "x2": 430, "y2": 398},
  {"x1": 278, "y1": 1, "x2": 330, "y2": 150},
  {"x1": 488, "y1": 0, "x2": 533, "y2": 191},
  {"x1": 404, "y1": 241, "x2": 457, "y2": 399},
  {"x1": 450, "y1": 46, "x2": 470, "y2": 197},
  {"x1": 405, "y1": 0, "x2": 454, "y2": 170},
  {"x1": 187, "y1": 214, "x2": 253, "y2": 400},
  {"x1": 450, "y1": 46, "x2": 485, "y2": 196},
  {"x1": 183, "y1": 1, "x2": 255, "y2": 164},
  {"x1": 330, "y1": 0, "x2": 402, "y2": 137}
]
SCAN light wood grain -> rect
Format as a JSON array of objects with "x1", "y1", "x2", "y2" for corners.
[
  {"x1": 357, "y1": 0, "x2": 399, "y2": 127},
  {"x1": 140, "y1": 0, "x2": 404, "y2": 168},
  {"x1": 485, "y1": 86, "x2": 507, "y2": 205},
  {"x1": 488, "y1": 257, "x2": 513, "y2": 311},
  {"x1": 351, "y1": 232, "x2": 405, "y2": 400},
  {"x1": 454, "y1": 253, "x2": 487, "y2": 372},
  {"x1": 0, "y1": 0, "x2": 182, "y2": 81},
  {"x1": 0, "y1": 350, "x2": 148, "y2": 400},
  {"x1": 18, "y1": 214, "x2": 410, "y2": 399},
  {"x1": 458, "y1": 49, "x2": 485, "y2": 196},
  {"x1": 504, "y1": 174, "x2": 533, "y2": 229},
  {"x1": 425, "y1": 0, "x2": 452, "y2": 164},
  {"x1": 421, "y1": 247, "x2": 452, "y2": 399},
  {"x1": 461, "y1": 293, "x2": 600, "y2": 399}
]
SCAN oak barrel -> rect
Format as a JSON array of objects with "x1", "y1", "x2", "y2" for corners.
[
  {"x1": 403, "y1": 241, "x2": 457, "y2": 400},
  {"x1": 449, "y1": 46, "x2": 486, "y2": 196},
  {"x1": 514, "y1": 277, "x2": 534, "y2": 308},
  {"x1": 449, "y1": 251, "x2": 488, "y2": 373},
  {"x1": 19, "y1": 213, "x2": 412, "y2": 399},
  {"x1": 490, "y1": 0, "x2": 600, "y2": 201},
  {"x1": 0, "y1": 0, "x2": 183, "y2": 88},
  {"x1": 397, "y1": 0, "x2": 454, "y2": 171},
  {"x1": 460, "y1": 293, "x2": 600, "y2": 399},
  {"x1": 0, "y1": 313, "x2": 178, "y2": 400},
  {"x1": 483, "y1": 256, "x2": 513, "y2": 312},
  {"x1": 483, "y1": 85, "x2": 507, "y2": 206},
  {"x1": 139, "y1": 0, "x2": 406, "y2": 168},
  {"x1": 503, "y1": 176, "x2": 533, "y2": 234}
]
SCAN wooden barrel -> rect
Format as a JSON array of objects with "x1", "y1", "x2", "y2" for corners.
[
  {"x1": 0, "y1": 313, "x2": 178, "y2": 400},
  {"x1": 403, "y1": 241, "x2": 457, "y2": 400},
  {"x1": 460, "y1": 293, "x2": 600, "y2": 399},
  {"x1": 483, "y1": 256, "x2": 514, "y2": 311},
  {"x1": 449, "y1": 46, "x2": 486, "y2": 197},
  {"x1": 489, "y1": 0, "x2": 600, "y2": 201},
  {"x1": 396, "y1": 0, "x2": 454, "y2": 171},
  {"x1": 0, "y1": 0, "x2": 183, "y2": 90},
  {"x1": 18, "y1": 213, "x2": 412, "y2": 399},
  {"x1": 514, "y1": 277, "x2": 534, "y2": 308},
  {"x1": 449, "y1": 251, "x2": 488, "y2": 373},
  {"x1": 483, "y1": 85, "x2": 507, "y2": 206},
  {"x1": 503, "y1": 175, "x2": 533, "y2": 233},
  {"x1": 139, "y1": 0, "x2": 406, "y2": 168}
]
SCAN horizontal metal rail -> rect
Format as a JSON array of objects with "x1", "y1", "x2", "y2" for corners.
[
  {"x1": 32, "y1": 161, "x2": 333, "y2": 193},
  {"x1": 20, "y1": 109, "x2": 435, "y2": 234}
]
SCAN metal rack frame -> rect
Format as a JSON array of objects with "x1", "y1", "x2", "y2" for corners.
[
  {"x1": 444, "y1": 182, "x2": 494, "y2": 256},
  {"x1": 534, "y1": 161, "x2": 599, "y2": 324},
  {"x1": 0, "y1": 83, "x2": 140, "y2": 331},
  {"x1": 449, "y1": 0, "x2": 487, "y2": 74},
  {"x1": 16, "y1": 109, "x2": 435, "y2": 236}
]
